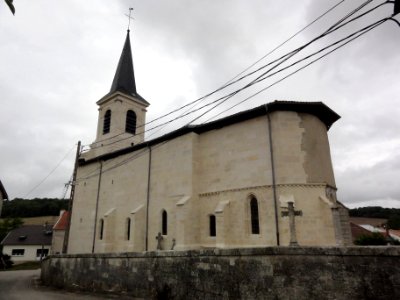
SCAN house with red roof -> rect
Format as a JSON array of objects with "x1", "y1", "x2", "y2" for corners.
[{"x1": 51, "y1": 210, "x2": 70, "y2": 254}]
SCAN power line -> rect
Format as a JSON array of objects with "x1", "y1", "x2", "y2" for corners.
[
  {"x1": 75, "y1": 15, "x2": 397, "y2": 182},
  {"x1": 82, "y1": 0, "x2": 348, "y2": 149},
  {"x1": 75, "y1": 2, "x2": 396, "y2": 180},
  {"x1": 88, "y1": 0, "x2": 384, "y2": 150},
  {"x1": 202, "y1": 18, "x2": 392, "y2": 123},
  {"x1": 24, "y1": 144, "x2": 76, "y2": 198}
]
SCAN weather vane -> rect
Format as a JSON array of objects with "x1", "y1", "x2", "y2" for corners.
[{"x1": 125, "y1": 8, "x2": 134, "y2": 31}]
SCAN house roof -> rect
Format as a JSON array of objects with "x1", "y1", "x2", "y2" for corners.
[
  {"x1": 80, "y1": 100, "x2": 340, "y2": 165},
  {"x1": 0, "y1": 180, "x2": 8, "y2": 200},
  {"x1": 53, "y1": 211, "x2": 70, "y2": 230},
  {"x1": 1, "y1": 225, "x2": 53, "y2": 246},
  {"x1": 350, "y1": 222, "x2": 373, "y2": 241}
]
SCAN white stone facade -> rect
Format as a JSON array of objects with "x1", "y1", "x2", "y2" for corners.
[{"x1": 67, "y1": 102, "x2": 352, "y2": 254}]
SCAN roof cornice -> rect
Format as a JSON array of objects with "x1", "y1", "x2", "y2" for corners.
[
  {"x1": 80, "y1": 101, "x2": 340, "y2": 165},
  {"x1": 97, "y1": 91, "x2": 149, "y2": 107}
]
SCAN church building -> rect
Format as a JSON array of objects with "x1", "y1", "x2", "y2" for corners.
[{"x1": 67, "y1": 30, "x2": 352, "y2": 254}]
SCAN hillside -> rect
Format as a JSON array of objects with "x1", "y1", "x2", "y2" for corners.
[
  {"x1": 349, "y1": 206, "x2": 400, "y2": 229},
  {"x1": 1, "y1": 198, "x2": 68, "y2": 218}
]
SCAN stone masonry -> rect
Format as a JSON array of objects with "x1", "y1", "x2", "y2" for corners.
[{"x1": 41, "y1": 246, "x2": 400, "y2": 299}]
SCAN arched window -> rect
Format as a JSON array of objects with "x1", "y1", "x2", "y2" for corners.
[
  {"x1": 126, "y1": 218, "x2": 131, "y2": 240},
  {"x1": 125, "y1": 110, "x2": 136, "y2": 134},
  {"x1": 209, "y1": 215, "x2": 216, "y2": 237},
  {"x1": 162, "y1": 210, "x2": 168, "y2": 235},
  {"x1": 99, "y1": 218, "x2": 104, "y2": 240},
  {"x1": 250, "y1": 197, "x2": 260, "y2": 234},
  {"x1": 103, "y1": 110, "x2": 111, "y2": 134}
]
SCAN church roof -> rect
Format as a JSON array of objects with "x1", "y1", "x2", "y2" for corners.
[
  {"x1": 80, "y1": 101, "x2": 340, "y2": 165},
  {"x1": 104, "y1": 30, "x2": 149, "y2": 105}
]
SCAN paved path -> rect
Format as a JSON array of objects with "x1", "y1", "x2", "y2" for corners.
[{"x1": 0, "y1": 269, "x2": 125, "y2": 300}]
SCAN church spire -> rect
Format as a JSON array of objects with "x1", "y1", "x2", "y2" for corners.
[{"x1": 110, "y1": 30, "x2": 137, "y2": 96}]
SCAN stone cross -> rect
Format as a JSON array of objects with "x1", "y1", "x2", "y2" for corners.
[
  {"x1": 156, "y1": 232, "x2": 163, "y2": 250},
  {"x1": 281, "y1": 201, "x2": 303, "y2": 247}
]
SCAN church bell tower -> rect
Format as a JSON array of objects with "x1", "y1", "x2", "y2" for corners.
[{"x1": 88, "y1": 30, "x2": 150, "y2": 157}]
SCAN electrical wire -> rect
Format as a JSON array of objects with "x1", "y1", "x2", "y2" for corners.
[
  {"x1": 87, "y1": 0, "x2": 385, "y2": 151},
  {"x1": 75, "y1": 15, "x2": 397, "y2": 182},
  {"x1": 24, "y1": 144, "x2": 76, "y2": 198},
  {"x1": 75, "y1": 2, "x2": 397, "y2": 180},
  {"x1": 82, "y1": 0, "x2": 349, "y2": 149},
  {"x1": 202, "y1": 18, "x2": 391, "y2": 123}
]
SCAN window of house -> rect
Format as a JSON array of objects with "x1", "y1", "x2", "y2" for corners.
[
  {"x1": 11, "y1": 249, "x2": 25, "y2": 256},
  {"x1": 162, "y1": 210, "x2": 168, "y2": 235},
  {"x1": 103, "y1": 110, "x2": 111, "y2": 134},
  {"x1": 125, "y1": 110, "x2": 137, "y2": 134},
  {"x1": 126, "y1": 217, "x2": 131, "y2": 240},
  {"x1": 209, "y1": 215, "x2": 216, "y2": 237},
  {"x1": 250, "y1": 197, "x2": 260, "y2": 234},
  {"x1": 99, "y1": 218, "x2": 104, "y2": 240},
  {"x1": 36, "y1": 249, "x2": 49, "y2": 258}
]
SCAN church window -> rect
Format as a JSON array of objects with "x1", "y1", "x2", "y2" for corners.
[
  {"x1": 209, "y1": 215, "x2": 216, "y2": 237},
  {"x1": 162, "y1": 210, "x2": 168, "y2": 235},
  {"x1": 125, "y1": 110, "x2": 137, "y2": 134},
  {"x1": 250, "y1": 197, "x2": 260, "y2": 234},
  {"x1": 126, "y1": 218, "x2": 131, "y2": 240},
  {"x1": 99, "y1": 218, "x2": 104, "y2": 240},
  {"x1": 103, "y1": 110, "x2": 111, "y2": 134}
]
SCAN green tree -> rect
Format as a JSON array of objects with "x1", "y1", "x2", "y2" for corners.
[
  {"x1": 1, "y1": 198, "x2": 68, "y2": 218},
  {"x1": 0, "y1": 217, "x2": 23, "y2": 245},
  {"x1": 354, "y1": 232, "x2": 387, "y2": 246},
  {"x1": 388, "y1": 215, "x2": 400, "y2": 230}
]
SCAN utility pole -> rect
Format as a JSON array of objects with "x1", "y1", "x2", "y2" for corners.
[{"x1": 62, "y1": 141, "x2": 81, "y2": 254}]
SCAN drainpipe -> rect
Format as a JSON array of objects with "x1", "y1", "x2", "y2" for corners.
[
  {"x1": 92, "y1": 160, "x2": 103, "y2": 253},
  {"x1": 265, "y1": 105, "x2": 280, "y2": 246},
  {"x1": 145, "y1": 145, "x2": 152, "y2": 251}
]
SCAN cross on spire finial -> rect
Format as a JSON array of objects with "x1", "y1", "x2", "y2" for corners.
[{"x1": 125, "y1": 7, "x2": 134, "y2": 31}]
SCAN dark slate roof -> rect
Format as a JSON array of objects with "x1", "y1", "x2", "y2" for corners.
[
  {"x1": 0, "y1": 180, "x2": 8, "y2": 200},
  {"x1": 106, "y1": 30, "x2": 149, "y2": 106},
  {"x1": 80, "y1": 101, "x2": 340, "y2": 165},
  {"x1": 1, "y1": 225, "x2": 53, "y2": 246}
]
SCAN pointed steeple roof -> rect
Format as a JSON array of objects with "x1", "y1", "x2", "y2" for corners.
[
  {"x1": 110, "y1": 30, "x2": 137, "y2": 95},
  {"x1": 108, "y1": 30, "x2": 149, "y2": 105}
]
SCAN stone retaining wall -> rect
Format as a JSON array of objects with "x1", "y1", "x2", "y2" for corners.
[{"x1": 41, "y1": 247, "x2": 400, "y2": 299}]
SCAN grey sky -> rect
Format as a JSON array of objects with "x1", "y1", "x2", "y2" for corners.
[{"x1": 0, "y1": 0, "x2": 399, "y2": 208}]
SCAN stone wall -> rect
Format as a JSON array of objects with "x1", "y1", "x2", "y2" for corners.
[{"x1": 41, "y1": 247, "x2": 400, "y2": 299}]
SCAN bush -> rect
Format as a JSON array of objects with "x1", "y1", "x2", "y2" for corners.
[
  {"x1": 355, "y1": 232, "x2": 387, "y2": 245},
  {"x1": 0, "y1": 253, "x2": 14, "y2": 270}
]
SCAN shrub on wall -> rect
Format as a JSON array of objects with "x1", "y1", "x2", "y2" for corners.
[{"x1": 355, "y1": 232, "x2": 387, "y2": 245}]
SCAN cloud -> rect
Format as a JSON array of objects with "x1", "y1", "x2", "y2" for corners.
[{"x1": 0, "y1": 0, "x2": 399, "y2": 209}]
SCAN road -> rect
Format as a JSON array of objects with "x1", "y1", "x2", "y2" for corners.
[{"x1": 0, "y1": 269, "x2": 122, "y2": 300}]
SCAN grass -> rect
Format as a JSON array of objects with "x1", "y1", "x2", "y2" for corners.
[{"x1": 1, "y1": 261, "x2": 41, "y2": 271}]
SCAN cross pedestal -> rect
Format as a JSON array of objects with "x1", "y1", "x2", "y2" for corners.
[{"x1": 281, "y1": 201, "x2": 302, "y2": 247}]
